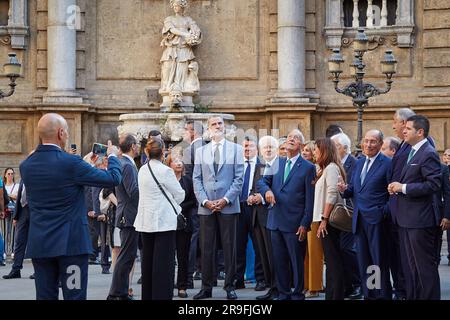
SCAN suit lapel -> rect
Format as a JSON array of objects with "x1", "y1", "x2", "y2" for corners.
[
  {"x1": 360, "y1": 154, "x2": 383, "y2": 190},
  {"x1": 282, "y1": 156, "x2": 301, "y2": 188},
  {"x1": 218, "y1": 140, "x2": 230, "y2": 173},
  {"x1": 399, "y1": 141, "x2": 429, "y2": 181},
  {"x1": 203, "y1": 143, "x2": 215, "y2": 176}
]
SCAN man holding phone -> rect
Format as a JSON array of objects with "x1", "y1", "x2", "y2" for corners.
[{"x1": 20, "y1": 113, "x2": 122, "y2": 300}]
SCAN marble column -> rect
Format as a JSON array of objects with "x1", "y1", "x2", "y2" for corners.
[
  {"x1": 43, "y1": 0, "x2": 82, "y2": 104},
  {"x1": 272, "y1": 0, "x2": 309, "y2": 103}
]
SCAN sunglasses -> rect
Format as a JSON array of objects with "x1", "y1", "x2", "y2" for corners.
[{"x1": 6, "y1": 173, "x2": 14, "y2": 175}]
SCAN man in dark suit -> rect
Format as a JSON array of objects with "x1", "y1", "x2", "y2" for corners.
[
  {"x1": 339, "y1": 130, "x2": 392, "y2": 300},
  {"x1": 389, "y1": 115, "x2": 442, "y2": 300},
  {"x1": 192, "y1": 116, "x2": 244, "y2": 300},
  {"x1": 250, "y1": 135, "x2": 279, "y2": 300},
  {"x1": 235, "y1": 136, "x2": 265, "y2": 290},
  {"x1": 107, "y1": 134, "x2": 140, "y2": 300},
  {"x1": 331, "y1": 132, "x2": 362, "y2": 299},
  {"x1": 437, "y1": 163, "x2": 450, "y2": 264},
  {"x1": 257, "y1": 129, "x2": 315, "y2": 300},
  {"x1": 182, "y1": 120, "x2": 206, "y2": 286},
  {"x1": 3, "y1": 181, "x2": 31, "y2": 279},
  {"x1": 20, "y1": 113, "x2": 122, "y2": 300}
]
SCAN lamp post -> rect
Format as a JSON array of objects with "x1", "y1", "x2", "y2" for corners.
[
  {"x1": 0, "y1": 52, "x2": 22, "y2": 99},
  {"x1": 328, "y1": 28, "x2": 397, "y2": 155}
]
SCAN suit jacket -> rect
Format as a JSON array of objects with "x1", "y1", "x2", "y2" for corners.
[
  {"x1": 436, "y1": 164, "x2": 450, "y2": 221},
  {"x1": 343, "y1": 152, "x2": 392, "y2": 233},
  {"x1": 257, "y1": 156, "x2": 315, "y2": 233},
  {"x1": 343, "y1": 154, "x2": 357, "y2": 182},
  {"x1": 395, "y1": 141, "x2": 442, "y2": 228},
  {"x1": 251, "y1": 162, "x2": 268, "y2": 228},
  {"x1": 389, "y1": 137, "x2": 435, "y2": 223},
  {"x1": 115, "y1": 156, "x2": 139, "y2": 228},
  {"x1": 193, "y1": 139, "x2": 244, "y2": 215},
  {"x1": 20, "y1": 144, "x2": 122, "y2": 258},
  {"x1": 183, "y1": 138, "x2": 206, "y2": 178},
  {"x1": 12, "y1": 181, "x2": 28, "y2": 221}
]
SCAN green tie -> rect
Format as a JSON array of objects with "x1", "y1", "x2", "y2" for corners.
[
  {"x1": 407, "y1": 148, "x2": 416, "y2": 164},
  {"x1": 284, "y1": 159, "x2": 292, "y2": 183}
]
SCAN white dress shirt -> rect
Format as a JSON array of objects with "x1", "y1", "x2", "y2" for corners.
[
  {"x1": 361, "y1": 151, "x2": 381, "y2": 177},
  {"x1": 341, "y1": 154, "x2": 349, "y2": 166}
]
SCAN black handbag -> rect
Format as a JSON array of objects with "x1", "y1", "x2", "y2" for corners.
[
  {"x1": 147, "y1": 162, "x2": 187, "y2": 231},
  {"x1": 328, "y1": 198, "x2": 353, "y2": 233}
]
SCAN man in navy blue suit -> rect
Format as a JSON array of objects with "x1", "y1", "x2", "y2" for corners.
[
  {"x1": 257, "y1": 129, "x2": 315, "y2": 300},
  {"x1": 20, "y1": 113, "x2": 122, "y2": 300},
  {"x1": 339, "y1": 130, "x2": 392, "y2": 300},
  {"x1": 388, "y1": 115, "x2": 442, "y2": 300}
]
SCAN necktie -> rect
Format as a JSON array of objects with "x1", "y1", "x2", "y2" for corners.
[
  {"x1": 241, "y1": 160, "x2": 251, "y2": 202},
  {"x1": 360, "y1": 158, "x2": 370, "y2": 184},
  {"x1": 213, "y1": 144, "x2": 220, "y2": 174},
  {"x1": 283, "y1": 159, "x2": 292, "y2": 183},
  {"x1": 407, "y1": 148, "x2": 416, "y2": 164}
]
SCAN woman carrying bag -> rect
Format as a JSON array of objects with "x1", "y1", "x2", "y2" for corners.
[{"x1": 134, "y1": 137, "x2": 185, "y2": 300}]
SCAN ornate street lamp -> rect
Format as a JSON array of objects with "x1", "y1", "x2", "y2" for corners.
[
  {"x1": 328, "y1": 28, "x2": 397, "y2": 155},
  {"x1": 0, "y1": 52, "x2": 21, "y2": 99}
]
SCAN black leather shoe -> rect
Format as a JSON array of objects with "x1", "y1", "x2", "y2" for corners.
[
  {"x1": 29, "y1": 274, "x2": 35, "y2": 279},
  {"x1": 193, "y1": 272, "x2": 202, "y2": 280},
  {"x1": 217, "y1": 271, "x2": 225, "y2": 280},
  {"x1": 226, "y1": 290, "x2": 238, "y2": 300},
  {"x1": 346, "y1": 286, "x2": 363, "y2": 300},
  {"x1": 178, "y1": 290, "x2": 188, "y2": 298},
  {"x1": 102, "y1": 268, "x2": 110, "y2": 274},
  {"x1": 3, "y1": 270, "x2": 21, "y2": 279},
  {"x1": 256, "y1": 290, "x2": 274, "y2": 300},
  {"x1": 0, "y1": 261, "x2": 5, "y2": 266},
  {"x1": 193, "y1": 290, "x2": 212, "y2": 300},
  {"x1": 254, "y1": 281, "x2": 266, "y2": 291},
  {"x1": 137, "y1": 277, "x2": 142, "y2": 284}
]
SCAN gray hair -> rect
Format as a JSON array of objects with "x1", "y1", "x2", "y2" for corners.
[
  {"x1": 331, "y1": 132, "x2": 352, "y2": 155},
  {"x1": 384, "y1": 136, "x2": 401, "y2": 152},
  {"x1": 278, "y1": 137, "x2": 287, "y2": 146},
  {"x1": 367, "y1": 129, "x2": 384, "y2": 143},
  {"x1": 395, "y1": 108, "x2": 415, "y2": 121},
  {"x1": 207, "y1": 115, "x2": 224, "y2": 127},
  {"x1": 289, "y1": 129, "x2": 305, "y2": 144},
  {"x1": 259, "y1": 136, "x2": 279, "y2": 149}
]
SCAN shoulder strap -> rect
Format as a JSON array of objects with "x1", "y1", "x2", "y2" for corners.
[{"x1": 147, "y1": 161, "x2": 178, "y2": 216}]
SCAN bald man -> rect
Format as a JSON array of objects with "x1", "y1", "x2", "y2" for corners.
[{"x1": 20, "y1": 113, "x2": 122, "y2": 300}]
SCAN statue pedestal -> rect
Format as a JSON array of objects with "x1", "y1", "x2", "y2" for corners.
[{"x1": 118, "y1": 112, "x2": 235, "y2": 143}]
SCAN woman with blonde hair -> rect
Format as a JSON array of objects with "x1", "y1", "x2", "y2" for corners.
[{"x1": 314, "y1": 138, "x2": 347, "y2": 300}]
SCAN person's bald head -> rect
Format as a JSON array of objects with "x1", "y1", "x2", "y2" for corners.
[{"x1": 37, "y1": 113, "x2": 69, "y2": 149}]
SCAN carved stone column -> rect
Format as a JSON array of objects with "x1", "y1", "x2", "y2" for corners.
[
  {"x1": 271, "y1": 0, "x2": 309, "y2": 103},
  {"x1": 43, "y1": 0, "x2": 82, "y2": 104}
]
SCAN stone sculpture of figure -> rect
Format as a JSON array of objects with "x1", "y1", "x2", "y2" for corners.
[{"x1": 160, "y1": 0, "x2": 202, "y2": 111}]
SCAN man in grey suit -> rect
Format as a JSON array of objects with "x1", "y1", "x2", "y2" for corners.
[
  {"x1": 107, "y1": 134, "x2": 140, "y2": 300},
  {"x1": 193, "y1": 116, "x2": 244, "y2": 300}
]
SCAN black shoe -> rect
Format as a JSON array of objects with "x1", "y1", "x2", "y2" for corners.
[
  {"x1": 3, "y1": 270, "x2": 21, "y2": 279},
  {"x1": 346, "y1": 286, "x2": 363, "y2": 300},
  {"x1": 102, "y1": 268, "x2": 110, "y2": 274},
  {"x1": 193, "y1": 290, "x2": 212, "y2": 300},
  {"x1": 178, "y1": 290, "x2": 188, "y2": 298},
  {"x1": 0, "y1": 261, "x2": 5, "y2": 267},
  {"x1": 256, "y1": 289, "x2": 277, "y2": 300},
  {"x1": 226, "y1": 290, "x2": 238, "y2": 300},
  {"x1": 234, "y1": 280, "x2": 245, "y2": 289},
  {"x1": 186, "y1": 279, "x2": 194, "y2": 289},
  {"x1": 254, "y1": 281, "x2": 266, "y2": 291},
  {"x1": 29, "y1": 274, "x2": 35, "y2": 279},
  {"x1": 137, "y1": 277, "x2": 142, "y2": 284},
  {"x1": 106, "y1": 295, "x2": 129, "y2": 300},
  {"x1": 193, "y1": 272, "x2": 202, "y2": 280},
  {"x1": 217, "y1": 271, "x2": 225, "y2": 280}
]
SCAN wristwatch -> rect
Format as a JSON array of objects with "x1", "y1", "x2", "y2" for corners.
[{"x1": 321, "y1": 216, "x2": 329, "y2": 221}]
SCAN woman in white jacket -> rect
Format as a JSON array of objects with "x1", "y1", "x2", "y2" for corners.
[{"x1": 134, "y1": 137, "x2": 185, "y2": 300}]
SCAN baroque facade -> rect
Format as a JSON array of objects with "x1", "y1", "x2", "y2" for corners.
[{"x1": 0, "y1": 0, "x2": 449, "y2": 170}]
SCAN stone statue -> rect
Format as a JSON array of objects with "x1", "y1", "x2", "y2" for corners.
[{"x1": 159, "y1": 0, "x2": 202, "y2": 112}]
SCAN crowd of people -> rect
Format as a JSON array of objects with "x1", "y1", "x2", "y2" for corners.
[{"x1": 0, "y1": 107, "x2": 449, "y2": 300}]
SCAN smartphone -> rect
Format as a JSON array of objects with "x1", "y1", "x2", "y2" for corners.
[
  {"x1": 71, "y1": 144, "x2": 77, "y2": 150},
  {"x1": 92, "y1": 143, "x2": 108, "y2": 156}
]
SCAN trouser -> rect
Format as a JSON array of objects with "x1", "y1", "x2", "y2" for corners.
[
  {"x1": 88, "y1": 217, "x2": 100, "y2": 261},
  {"x1": 32, "y1": 254, "x2": 89, "y2": 300},
  {"x1": 12, "y1": 206, "x2": 29, "y2": 271},
  {"x1": 99, "y1": 220, "x2": 111, "y2": 270},
  {"x1": 253, "y1": 217, "x2": 276, "y2": 291},
  {"x1": 176, "y1": 229, "x2": 192, "y2": 290},
  {"x1": 108, "y1": 227, "x2": 138, "y2": 298}
]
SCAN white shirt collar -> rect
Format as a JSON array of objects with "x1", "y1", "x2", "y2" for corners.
[
  {"x1": 191, "y1": 137, "x2": 202, "y2": 145},
  {"x1": 265, "y1": 156, "x2": 277, "y2": 167},
  {"x1": 366, "y1": 151, "x2": 381, "y2": 163},
  {"x1": 411, "y1": 138, "x2": 428, "y2": 152},
  {"x1": 244, "y1": 156, "x2": 257, "y2": 163},
  {"x1": 286, "y1": 153, "x2": 301, "y2": 165},
  {"x1": 43, "y1": 143, "x2": 62, "y2": 150},
  {"x1": 341, "y1": 154, "x2": 349, "y2": 165},
  {"x1": 212, "y1": 138, "x2": 225, "y2": 147}
]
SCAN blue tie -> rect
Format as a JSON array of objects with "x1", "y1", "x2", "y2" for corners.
[
  {"x1": 360, "y1": 158, "x2": 370, "y2": 185},
  {"x1": 241, "y1": 160, "x2": 251, "y2": 202}
]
